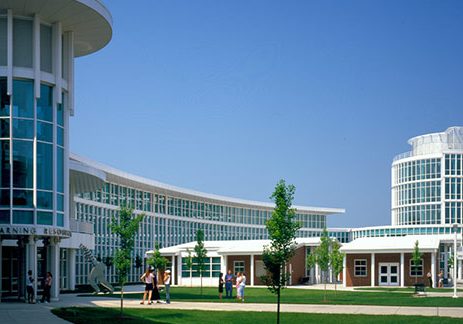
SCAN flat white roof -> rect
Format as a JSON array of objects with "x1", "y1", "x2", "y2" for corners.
[
  {"x1": 151, "y1": 237, "x2": 322, "y2": 256},
  {"x1": 340, "y1": 235, "x2": 457, "y2": 253},
  {"x1": 70, "y1": 153, "x2": 345, "y2": 215}
]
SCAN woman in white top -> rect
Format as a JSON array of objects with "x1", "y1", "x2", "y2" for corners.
[
  {"x1": 163, "y1": 269, "x2": 171, "y2": 304},
  {"x1": 140, "y1": 267, "x2": 154, "y2": 304},
  {"x1": 235, "y1": 272, "x2": 242, "y2": 299},
  {"x1": 239, "y1": 272, "x2": 246, "y2": 302}
]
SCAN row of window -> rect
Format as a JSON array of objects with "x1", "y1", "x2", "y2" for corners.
[
  {"x1": 78, "y1": 182, "x2": 328, "y2": 229},
  {"x1": 445, "y1": 202, "x2": 463, "y2": 224},
  {"x1": 393, "y1": 180, "x2": 441, "y2": 206},
  {"x1": 445, "y1": 154, "x2": 463, "y2": 176},
  {"x1": 445, "y1": 177, "x2": 463, "y2": 200},
  {"x1": 394, "y1": 158, "x2": 441, "y2": 184},
  {"x1": 181, "y1": 257, "x2": 221, "y2": 278},
  {"x1": 394, "y1": 204, "x2": 441, "y2": 225},
  {"x1": 352, "y1": 226, "x2": 461, "y2": 240},
  {"x1": 353, "y1": 259, "x2": 423, "y2": 277}
]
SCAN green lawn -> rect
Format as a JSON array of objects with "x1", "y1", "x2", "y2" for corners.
[
  {"x1": 355, "y1": 287, "x2": 463, "y2": 293},
  {"x1": 52, "y1": 307, "x2": 461, "y2": 324},
  {"x1": 84, "y1": 286, "x2": 463, "y2": 307}
]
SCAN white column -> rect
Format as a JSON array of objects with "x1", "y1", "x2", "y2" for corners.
[
  {"x1": 400, "y1": 253, "x2": 405, "y2": 287},
  {"x1": 50, "y1": 239, "x2": 60, "y2": 301},
  {"x1": 177, "y1": 253, "x2": 183, "y2": 286},
  {"x1": 315, "y1": 263, "x2": 320, "y2": 284},
  {"x1": 26, "y1": 236, "x2": 38, "y2": 302},
  {"x1": 431, "y1": 251, "x2": 436, "y2": 288},
  {"x1": 342, "y1": 254, "x2": 347, "y2": 288},
  {"x1": 221, "y1": 255, "x2": 227, "y2": 276},
  {"x1": 250, "y1": 254, "x2": 255, "y2": 286},
  {"x1": 371, "y1": 253, "x2": 375, "y2": 287},
  {"x1": 68, "y1": 249, "x2": 76, "y2": 291},
  {"x1": 171, "y1": 255, "x2": 175, "y2": 286}
]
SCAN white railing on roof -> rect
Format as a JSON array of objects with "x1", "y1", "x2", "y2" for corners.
[{"x1": 393, "y1": 151, "x2": 412, "y2": 162}]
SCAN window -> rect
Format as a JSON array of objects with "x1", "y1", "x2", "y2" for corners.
[
  {"x1": 410, "y1": 259, "x2": 423, "y2": 277},
  {"x1": 354, "y1": 259, "x2": 367, "y2": 277},
  {"x1": 234, "y1": 260, "x2": 245, "y2": 274}
]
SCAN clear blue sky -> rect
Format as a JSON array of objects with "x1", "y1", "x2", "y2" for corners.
[{"x1": 71, "y1": 0, "x2": 463, "y2": 227}]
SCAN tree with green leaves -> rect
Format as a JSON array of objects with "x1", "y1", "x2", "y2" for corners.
[
  {"x1": 330, "y1": 240, "x2": 344, "y2": 295},
  {"x1": 147, "y1": 243, "x2": 169, "y2": 280},
  {"x1": 411, "y1": 240, "x2": 423, "y2": 284},
  {"x1": 185, "y1": 248, "x2": 194, "y2": 287},
  {"x1": 194, "y1": 229, "x2": 208, "y2": 295},
  {"x1": 110, "y1": 206, "x2": 145, "y2": 317},
  {"x1": 261, "y1": 180, "x2": 301, "y2": 324},
  {"x1": 134, "y1": 255, "x2": 143, "y2": 269},
  {"x1": 307, "y1": 228, "x2": 331, "y2": 301}
]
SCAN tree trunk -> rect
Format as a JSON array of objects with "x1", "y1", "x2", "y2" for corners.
[
  {"x1": 190, "y1": 269, "x2": 192, "y2": 288},
  {"x1": 200, "y1": 274, "x2": 203, "y2": 296},
  {"x1": 277, "y1": 287, "x2": 281, "y2": 324},
  {"x1": 120, "y1": 284, "x2": 124, "y2": 317},
  {"x1": 324, "y1": 274, "x2": 327, "y2": 302}
]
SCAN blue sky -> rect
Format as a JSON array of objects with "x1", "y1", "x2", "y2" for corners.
[{"x1": 71, "y1": 0, "x2": 463, "y2": 227}]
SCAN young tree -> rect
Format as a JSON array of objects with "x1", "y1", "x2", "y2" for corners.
[
  {"x1": 261, "y1": 180, "x2": 301, "y2": 324},
  {"x1": 330, "y1": 240, "x2": 344, "y2": 295},
  {"x1": 185, "y1": 248, "x2": 194, "y2": 287},
  {"x1": 307, "y1": 228, "x2": 331, "y2": 301},
  {"x1": 110, "y1": 206, "x2": 145, "y2": 317},
  {"x1": 194, "y1": 229, "x2": 208, "y2": 295},
  {"x1": 411, "y1": 240, "x2": 422, "y2": 284},
  {"x1": 147, "y1": 243, "x2": 169, "y2": 280},
  {"x1": 134, "y1": 255, "x2": 143, "y2": 269}
]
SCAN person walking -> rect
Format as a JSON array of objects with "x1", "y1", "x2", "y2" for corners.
[
  {"x1": 164, "y1": 269, "x2": 171, "y2": 304},
  {"x1": 225, "y1": 270, "x2": 233, "y2": 298},
  {"x1": 427, "y1": 271, "x2": 433, "y2": 288},
  {"x1": 239, "y1": 272, "x2": 246, "y2": 302},
  {"x1": 218, "y1": 272, "x2": 224, "y2": 300},
  {"x1": 150, "y1": 268, "x2": 161, "y2": 303},
  {"x1": 40, "y1": 272, "x2": 52, "y2": 303},
  {"x1": 26, "y1": 270, "x2": 35, "y2": 304},
  {"x1": 438, "y1": 270, "x2": 444, "y2": 288},
  {"x1": 235, "y1": 272, "x2": 242, "y2": 300},
  {"x1": 140, "y1": 267, "x2": 154, "y2": 304}
]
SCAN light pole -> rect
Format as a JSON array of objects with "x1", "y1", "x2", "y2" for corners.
[{"x1": 452, "y1": 223, "x2": 459, "y2": 298}]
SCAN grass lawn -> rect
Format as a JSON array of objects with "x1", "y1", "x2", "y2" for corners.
[
  {"x1": 84, "y1": 286, "x2": 463, "y2": 307},
  {"x1": 355, "y1": 287, "x2": 463, "y2": 293},
  {"x1": 52, "y1": 307, "x2": 462, "y2": 324}
]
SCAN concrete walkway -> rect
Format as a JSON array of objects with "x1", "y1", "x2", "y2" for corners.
[{"x1": 1, "y1": 291, "x2": 463, "y2": 323}]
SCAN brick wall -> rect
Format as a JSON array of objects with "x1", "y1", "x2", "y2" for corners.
[
  {"x1": 289, "y1": 246, "x2": 306, "y2": 285},
  {"x1": 346, "y1": 254, "x2": 371, "y2": 286}
]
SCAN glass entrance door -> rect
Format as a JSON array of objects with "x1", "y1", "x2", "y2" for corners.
[{"x1": 379, "y1": 263, "x2": 399, "y2": 286}]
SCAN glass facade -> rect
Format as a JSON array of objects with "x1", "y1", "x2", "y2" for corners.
[{"x1": 0, "y1": 78, "x2": 65, "y2": 226}]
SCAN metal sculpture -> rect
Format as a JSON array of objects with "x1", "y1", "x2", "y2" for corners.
[{"x1": 79, "y1": 244, "x2": 114, "y2": 293}]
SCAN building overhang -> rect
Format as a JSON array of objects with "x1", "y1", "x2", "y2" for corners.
[{"x1": 70, "y1": 158, "x2": 106, "y2": 194}]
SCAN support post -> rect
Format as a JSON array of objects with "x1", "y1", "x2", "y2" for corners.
[
  {"x1": 431, "y1": 251, "x2": 436, "y2": 288},
  {"x1": 342, "y1": 254, "x2": 347, "y2": 288},
  {"x1": 26, "y1": 236, "x2": 38, "y2": 302},
  {"x1": 371, "y1": 253, "x2": 375, "y2": 287},
  {"x1": 68, "y1": 249, "x2": 76, "y2": 291},
  {"x1": 250, "y1": 254, "x2": 255, "y2": 286},
  {"x1": 49, "y1": 239, "x2": 60, "y2": 301},
  {"x1": 171, "y1": 255, "x2": 176, "y2": 286},
  {"x1": 400, "y1": 252, "x2": 405, "y2": 287}
]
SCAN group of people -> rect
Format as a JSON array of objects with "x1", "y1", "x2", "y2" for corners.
[
  {"x1": 140, "y1": 266, "x2": 171, "y2": 304},
  {"x1": 25, "y1": 270, "x2": 53, "y2": 304},
  {"x1": 219, "y1": 270, "x2": 246, "y2": 301}
]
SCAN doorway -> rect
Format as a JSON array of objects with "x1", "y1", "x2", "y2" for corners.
[{"x1": 378, "y1": 263, "x2": 399, "y2": 286}]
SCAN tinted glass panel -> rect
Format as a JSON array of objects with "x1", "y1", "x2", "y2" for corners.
[
  {"x1": 0, "y1": 140, "x2": 9, "y2": 187},
  {"x1": 57, "y1": 102, "x2": 64, "y2": 126},
  {"x1": 37, "y1": 211, "x2": 53, "y2": 225},
  {"x1": 13, "y1": 140, "x2": 33, "y2": 188},
  {"x1": 0, "y1": 119, "x2": 8, "y2": 137},
  {"x1": 37, "y1": 143, "x2": 52, "y2": 190},
  {"x1": 0, "y1": 78, "x2": 9, "y2": 116},
  {"x1": 37, "y1": 191, "x2": 53, "y2": 209},
  {"x1": 13, "y1": 80, "x2": 33, "y2": 118},
  {"x1": 0, "y1": 189, "x2": 9, "y2": 207},
  {"x1": 57, "y1": 193, "x2": 64, "y2": 211},
  {"x1": 13, "y1": 189, "x2": 33, "y2": 207},
  {"x1": 56, "y1": 213, "x2": 64, "y2": 227},
  {"x1": 0, "y1": 18, "x2": 6, "y2": 65},
  {"x1": 13, "y1": 119, "x2": 34, "y2": 139},
  {"x1": 57, "y1": 147, "x2": 63, "y2": 193},
  {"x1": 13, "y1": 210, "x2": 33, "y2": 224},
  {"x1": 0, "y1": 210, "x2": 9, "y2": 224},
  {"x1": 57, "y1": 127, "x2": 64, "y2": 146},
  {"x1": 37, "y1": 84, "x2": 53, "y2": 121},
  {"x1": 37, "y1": 121, "x2": 53, "y2": 143},
  {"x1": 40, "y1": 25, "x2": 52, "y2": 73},
  {"x1": 13, "y1": 19, "x2": 33, "y2": 68}
]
